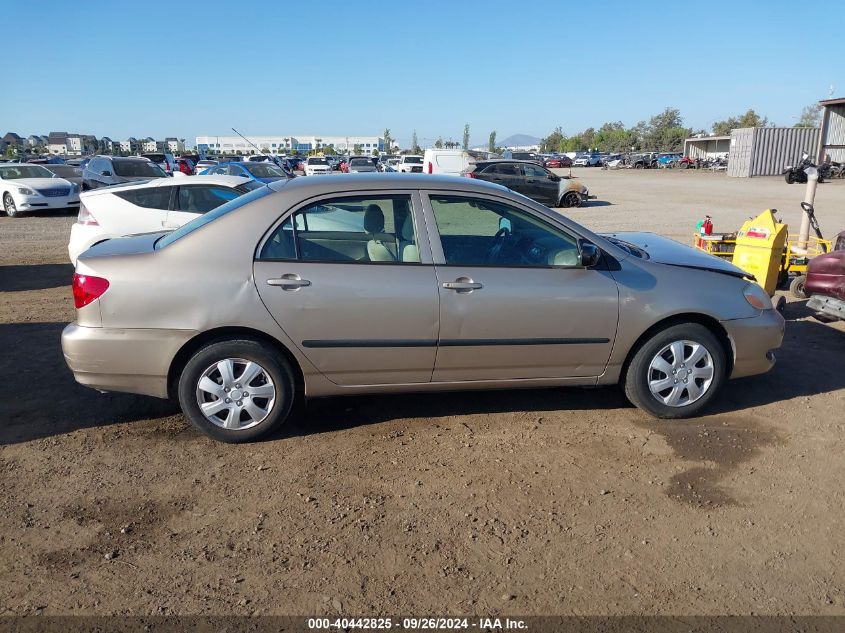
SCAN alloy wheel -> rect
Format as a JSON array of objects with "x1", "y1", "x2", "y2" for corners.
[{"x1": 647, "y1": 340, "x2": 714, "y2": 407}]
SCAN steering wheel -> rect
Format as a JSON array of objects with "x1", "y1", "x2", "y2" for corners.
[{"x1": 486, "y1": 227, "x2": 511, "y2": 264}]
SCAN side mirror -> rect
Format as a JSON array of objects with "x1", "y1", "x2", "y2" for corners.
[
  {"x1": 549, "y1": 173, "x2": 560, "y2": 181},
  {"x1": 102, "y1": 170, "x2": 112, "y2": 177},
  {"x1": 579, "y1": 240, "x2": 601, "y2": 267},
  {"x1": 498, "y1": 217, "x2": 513, "y2": 233}
]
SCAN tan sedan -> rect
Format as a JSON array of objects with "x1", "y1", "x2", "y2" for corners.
[{"x1": 62, "y1": 174, "x2": 784, "y2": 442}]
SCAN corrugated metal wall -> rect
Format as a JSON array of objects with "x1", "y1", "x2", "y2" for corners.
[
  {"x1": 750, "y1": 127, "x2": 819, "y2": 176},
  {"x1": 822, "y1": 104, "x2": 845, "y2": 162},
  {"x1": 727, "y1": 128, "x2": 754, "y2": 177},
  {"x1": 728, "y1": 127, "x2": 819, "y2": 177}
]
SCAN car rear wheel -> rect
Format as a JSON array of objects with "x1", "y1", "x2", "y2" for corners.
[
  {"x1": 560, "y1": 191, "x2": 581, "y2": 208},
  {"x1": 623, "y1": 323, "x2": 726, "y2": 419},
  {"x1": 3, "y1": 193, "x2": 19, "y2": 217},
  {"x1": 177, "y1": 339, "x2": 295, "y2": 443},
  {"x1": 789, "y1": 274, "x2": 807, "y2": 299}
]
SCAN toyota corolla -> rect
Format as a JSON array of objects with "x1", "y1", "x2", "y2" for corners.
[{"x1": 61, "y1": 174, "x2": 784, "y2": 442}]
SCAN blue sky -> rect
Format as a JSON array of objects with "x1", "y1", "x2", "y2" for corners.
[{"x1": 3, "y1": 0, "x2": 842, "y2": 147}]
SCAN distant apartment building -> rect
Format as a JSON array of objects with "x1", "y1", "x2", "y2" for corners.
[
  {"x1": 120, "y1": 138, "x2": 139, "y2": 153},
  {"x1": 165, "y1": 137, "x2": 185, "y2": 153},
  {"x1": 195, "y1": 135, "x2": 384, "y2": 155}
]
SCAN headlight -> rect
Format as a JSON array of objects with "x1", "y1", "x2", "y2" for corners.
[
  {"x1": 71, "y1": 184, "x2": 79, "y2": 193},
  {"x1": 743, "y1": 282, "x2": 773, "y2": 310},
  {"x1": 16, "y1": 187, "x2": 34, "y2": 195}
]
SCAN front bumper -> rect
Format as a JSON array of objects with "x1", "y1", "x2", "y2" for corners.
[
  {"x1": 62, "y1": 323, "x2": 197, "y2": 399},
  {"x1": 807, "y1": 294, "x2": 845, "y2": 321},
  {"x1": 15, "y1": 192, "x2": 80, "y2": 210},
  {"x1": 721, "y1": 309, "x2": 785, "y2": 379}
]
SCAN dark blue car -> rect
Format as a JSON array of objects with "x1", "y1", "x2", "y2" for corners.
[{"x1": 200, "y1": 160, "x2": 292, "y2": 183}]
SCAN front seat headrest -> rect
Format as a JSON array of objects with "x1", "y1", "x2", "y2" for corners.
[
  {"x1": 400, "y1": 214, "x2": 415, "y2": 241},
  {"x1": 363, "y1": 204, "x2": 385, "y2": 234}
]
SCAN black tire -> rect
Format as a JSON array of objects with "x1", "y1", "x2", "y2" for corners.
[
  {"x1": 3, "y1": 193, "x2": 19, "y2": 217},
  {"x1": 623, "y1": 323, "x2": 726, "y2": 419},
  {"x1": 177, "y1": 339, "x2": 295, "y2": 443},
  {"x1": 678, "y1": 161, "x2": 689, "y2": 170},
  {"x1": 559, "y1": 191, "x2": 581, "y2": 208},
  {"x1": 789, "y1": 274, "x2": 807, "y2": 299}
]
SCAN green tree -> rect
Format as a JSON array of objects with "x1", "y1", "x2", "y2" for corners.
[
  {"x1": 462, "y1": 123, "x2": 470, "y2": 150},
  {"x1": 794, "y1": 103, "x2": 821, "y2": 128},
  {"x1": 641, "y1": 107, "x2": 692, "y2": 151},
  {"x1": 488, "y1": 130, "x2": 496, "y2": 153},
  {"x1": 5, "y1": 145, "x2": 17, "y2": 159},
  {"x1": 353, "y1": 144, "x2": 362, "y2": 154},
  {"x1": 411, "y1": 129, "x2": 420, "y2": 154},
  {"x1": 372, "y1": 148, "x2": 380, "y2": 157},
  {"x1": 712, "y1": 108, "x2": 770, "y2": 135},
  {"x1": 383, "y1": 128, "x2": 391, "y2": 154},
  {"x1": 541, "y1": 127, "x2": 565, "y2": 153},
  {"x1": 434, "y1": 137, "x2": 443, "y2": 149}
]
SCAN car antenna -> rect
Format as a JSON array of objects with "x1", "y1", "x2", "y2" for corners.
[{"x1": 231, "y1": 127, "x2": 281, "y2": 167}]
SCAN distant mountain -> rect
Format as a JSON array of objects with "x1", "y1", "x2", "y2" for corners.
[{"x1": 499, "y1": 133, "x2": 541, "y2": 147}]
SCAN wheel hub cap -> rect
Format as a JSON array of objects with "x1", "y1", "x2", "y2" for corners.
[
  {"x1": 647, "y1": 340, "x2": 715, "y2": 408},
  {"x1": 195, "y1": 358, "x2": 276, "y2": 430}
]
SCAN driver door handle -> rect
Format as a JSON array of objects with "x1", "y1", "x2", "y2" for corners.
[
  {"x1": 267, "y1": 274, "x2": 311, "y2": 290},
  {"x1": 442, "y1": 278, "x2": 483, "y2": 292}
]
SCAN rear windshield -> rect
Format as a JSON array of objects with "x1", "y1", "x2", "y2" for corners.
[
  {"x1": 141, "y1": 154, "x2": 166, "y2": 163},
  {"x1": 155, "y1": 185, "x2": 274, "y2": 250},
  {"x1": 349, "y1": 158, "x2": 372, "y2": 166},
  {"x1": 245, "y1": 163, "x2": 286, "y2": 178},
  {"x1": 307, "y1": 158, "x2": 329, "y2": 165},
  {"x1": 404, "y1": 156, "x2": 423, "y2": 164},
  {"x1": 114, "y1": 161, "x2": 166, "y2": 177}
]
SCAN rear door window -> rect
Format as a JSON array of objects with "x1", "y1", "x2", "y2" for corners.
[
  {"x1": 176, "y1": 185, "x2": 241, "y2": 213},
  {"x1": 114, "y1": 186, "x2": 174, "y2": 210}
]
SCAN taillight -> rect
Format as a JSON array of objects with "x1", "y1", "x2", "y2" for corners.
[
  {"x1": 77, "y1": 202, "x2": 99, "y2": 226},
  {"x1": 72, "y1": 273, "x2": 109, "y2": 309},
  {"x1": 427, "y1": 162, "x2": 432, "y2": 174}
]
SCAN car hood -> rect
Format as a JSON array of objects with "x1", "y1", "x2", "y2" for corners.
[
  {"x1": 602, "y1": 231, "x2": 750, "y2": 279},
  {"x1": 9, "y1": 177, "x2": 73, "y2": 189}
]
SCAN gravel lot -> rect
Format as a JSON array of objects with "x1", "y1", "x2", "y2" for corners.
[{"x1": 1, "y1": 169, "x2": 844, "y2": 617}]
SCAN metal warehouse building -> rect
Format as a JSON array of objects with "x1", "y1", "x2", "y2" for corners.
[
  {"x1": 817, "y1": 97, "x2": 845, "y2": 162},
  {"x1": 727, "y1": 127, "x2": 819, "y2": 178}
]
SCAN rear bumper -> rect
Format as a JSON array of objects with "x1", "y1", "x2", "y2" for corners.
[
  {"x1": 721, "y1": 309, "x2": 785, "y2": 379},
  {"x1": 61, "y1": 323, "x2": 197, "y2": 398},
  {"x1": 807, "y1": 294, "x2": 845, "y2": 321}
]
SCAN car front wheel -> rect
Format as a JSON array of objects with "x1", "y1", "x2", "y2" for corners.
[
  {"x1": 560, "y1": 191, "x2": 581, "y2": 208},
  {"x1": 177, "y1": 339, "x2": 295, "y2": 442},
  {"x1": 623, "y1": 323, "x2": 726, "y2": 419},
  {"x1": 3, "y1": 193, "x2": 19, "y2": 217}
]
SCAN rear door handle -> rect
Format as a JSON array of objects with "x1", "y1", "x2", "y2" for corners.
[
  {"x1": 267, "y1": 274, "x2": 311, "y2": 290},
  {"x1": 442, "y1": 277, "x2": 482, "y2": 292}
]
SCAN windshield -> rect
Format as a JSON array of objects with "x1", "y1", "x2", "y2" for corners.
[
  {"x1": 0, "y1": 165, "x2": 53, "y2": 179},
  {"x1": 156, "y1": 185, "x2": 274, "y2": 250},
  {"x1": 307, "y1": 158, "x2": 329, "y2": 166},
  {"x1": 114, "y1": 161, "x2": 166, "y2": 177},
  {"x1": 245, "y1": 163, "x2": 285, "y2": 178},
  {"x1": 45, "y1": 165, "x2": 82, "y2": 177},
  {"x1": 349, "y1": 158, "x2": 372, "y2": 166},
  {"x1": 404, "y1": 156, "x2": 423, "y2": 164}
]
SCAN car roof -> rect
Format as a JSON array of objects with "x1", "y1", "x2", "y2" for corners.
[
  {"x1": 476, "y1": 159, "x2": 544, "y2": 166},
  {"x1": 267, "y1": 172, "x2": 508, "y2": 195},
  {"x1": 80, "y1": 175, "x2": 253, "y2": 196}
]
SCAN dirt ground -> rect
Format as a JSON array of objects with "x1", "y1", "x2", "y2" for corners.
[{"x1": 1, "y1": 169, "x2": 844, "y2": 617}]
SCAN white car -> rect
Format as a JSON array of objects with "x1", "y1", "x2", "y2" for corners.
[
  {"x1": 1, "y1": 163, "x2": 80, "y2": 217},
  {"x1": 304, "y1": 156, "x2": 331, "y2": 176},
  {"x1": 422, "y1": 149, "x2": 475, "y2": 175},
  {"x1": 395, "y1": 155, "x2": 424, "y2": 173},
  {"x1": 67, "y1": 175, "x2": 261, "y2": 263},
  {"x1": 194, "y1": 160, "x2": 218, "y2": 173}
]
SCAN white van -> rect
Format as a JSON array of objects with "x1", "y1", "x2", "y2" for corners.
[{"x1": 422, "y1": 149, "x2": 475, "y2": 176}]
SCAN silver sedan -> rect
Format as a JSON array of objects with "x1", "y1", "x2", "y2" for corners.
[{"x1": 62, "y1": 174, "x2": 784, "y2": 442}]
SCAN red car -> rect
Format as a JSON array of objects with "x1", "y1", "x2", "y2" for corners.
[
  {"x1": 175, "y1": 158, "x2": 195, "y2": 175},
  {"x1": 806, "y1": 230, "x2": 845, "y2": 322},
  {"x1": 544, "y1": 156, "x2": 572, "y2": 169}
]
